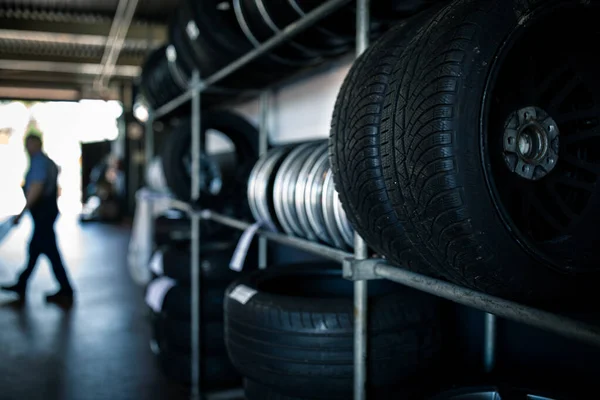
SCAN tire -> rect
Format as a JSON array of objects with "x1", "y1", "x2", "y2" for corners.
[
  {"x1": 224, "y1": 263, "x2": 442, "y2": 399},
  {"x1": 160, "y1": 241, "x2": 254, "y2": 284},
  {"x1": 153, "y1": 213, "x2": 233, "y2": 247},
  {"x1": 175, "y1": 0, "x2": 295, "y2": 90},
  {"x1": 153, "y1": 312, "x2": 227, "y2": 355},
  {"x1": 156, "y1": 344, "x2": 241, "y2": 389},
  {"x1": 379, "y1": 0, "x2": 600, "y2": 305},
  {"x1": 329, "y1": 10, "x2": 439, "y2": 269},
  {"x1": 161, "y1": 111, "x2": 258, "y2": 210},
  {"x1": 147, "y1": 279, "x2": 228, "y2": 321}
]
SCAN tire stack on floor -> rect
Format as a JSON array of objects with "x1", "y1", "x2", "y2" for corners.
[
  {"x1": 138, "y1": 0, "x2": 443, "y2": 109},
  {"x1": 146, "y1": 236, "x2": 256, "y2": 390},
  {"x1": 247, "y1": 140, "x2": 354, "y2": 250},
  {"x1": 329, "y1": 0, "x2": 600, "y2": 307},
  {"x1": 223, "y1": 263, "x2": 444, "y2": 399}
]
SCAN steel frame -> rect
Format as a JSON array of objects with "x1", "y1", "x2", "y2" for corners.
[{"x1": 140, "y1": 0, "x2": 600, "y2": 398}]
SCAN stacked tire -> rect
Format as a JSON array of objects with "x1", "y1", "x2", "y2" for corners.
[
  {"x1": 330, "y1": 0, "x2": 600, "y2": 306},
  {"x1": 139, "y1": 0, "x2": 446, "y2": 109},
  {"x1": 146, "y1": 240, "x2": 254, "y2": 389},
  {"x1": 248, "y1": 140, "x2": 353, "y2": 250},
  {"x1": 160, "y1": 110, "x2": 258, "y2": 218},
  {"x1": 223, "y1": 263, "x2": 444, "y2": 399}
]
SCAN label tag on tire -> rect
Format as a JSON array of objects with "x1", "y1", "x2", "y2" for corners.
[
  {"x1": 230, "y1": 222, "x2": 263, "y2": 271},
  {"x1": 186, "y1": 20, "x2": 200, "y2": 40},
  {"x1": 149, "y1": 249, "x2": 164, "y2": 276},
  {"x1": 229, "y1": 284, "x2": 257, "y2": 305}
]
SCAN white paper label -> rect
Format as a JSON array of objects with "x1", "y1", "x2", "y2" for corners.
[
  {"x1": 229, "y1": 222, "x2": 263, "y2": 271},
  {"x1": 186, "y1": 20, "x2": 199, "y2": 40},
  {"x1": 149, "y1": 249, "x2": 164, "y2": 276},
  {"x1": 145, "y1": 277, "x2": 176, "y2": 312},
  {"x1": 228, "y1": 284, "x2": 257, "y2": 305}
]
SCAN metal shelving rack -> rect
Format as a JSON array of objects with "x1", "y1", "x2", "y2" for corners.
[{"x1": 143, "y1": 0, "x2": 600, "y2": 398}]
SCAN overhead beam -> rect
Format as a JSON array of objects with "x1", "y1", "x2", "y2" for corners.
[
  {"x1": 0, "y1": 86, "x2": 81, "y2": 101},
  {"x1": 0, "y1": 51, "x2": 144, "y2": 67},
  {"x1": 0, "y1": 29, "x2": 160, "y2": 49},
  {"x1": 0, "y1": 15, "x2": 166, "y2": 41},
  {"x1": 95, "y1": 0, "x2": 141, "y2": 90},
  {"x1": 0, "y1": 60, "x2": 140, "y2": 77}
]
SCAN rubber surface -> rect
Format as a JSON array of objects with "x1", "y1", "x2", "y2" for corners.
[
  {"x1": 153, "y1": 312, "x2": 227, "y2": 356},
  {"x1": 156, "y1": 343, "x2": 241, "y2": 389},
  {"x1": 161, "y1": 111, "x2": 258, "y2": 210},
  {"x1": 329, "y1": 11, "x2": 438, "y2": 269},
  {"x1": 225, "y1": 263, "x2": 442, "y2": 399},
  {"x1": 160, "y1": 242, "x2": 244, "y2": 284},
  {"x1": 378, "y1": 0, "x2": 599, "y2": 305}
]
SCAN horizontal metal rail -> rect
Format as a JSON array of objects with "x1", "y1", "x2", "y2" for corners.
[
  {"x1": 194, "y1": 210, "x2": 600, "y2": 348},
  {"x1": 374, "y1": 262, "x2": 600, "y2": 348},
  {"x1": 153, "y1": 0, "x2": 352, "y2": 119},
  {"x1": 202, "y1": 210, "x2": 352, "y2": 262}
]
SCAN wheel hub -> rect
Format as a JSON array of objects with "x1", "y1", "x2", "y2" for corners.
[{"x1": 502, "y1": 106, "x2": 560, "y2": 180}]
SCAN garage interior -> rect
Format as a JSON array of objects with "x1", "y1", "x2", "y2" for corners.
[{"x1": 0, "y1": 0, "x2": 600, "y2": 399}]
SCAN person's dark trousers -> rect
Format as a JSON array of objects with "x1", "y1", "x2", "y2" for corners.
[{"x1": 17, "y1": 209, "x2": 73, "y2": 293}]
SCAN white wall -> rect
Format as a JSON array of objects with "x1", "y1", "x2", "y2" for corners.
[{"x1": 232, "y1": 58, "x2": 353, "y2": 145}]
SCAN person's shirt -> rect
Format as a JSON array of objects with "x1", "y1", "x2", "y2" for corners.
[{"x1": 25, "y1": 151, "x2": 59, "y2": 199}]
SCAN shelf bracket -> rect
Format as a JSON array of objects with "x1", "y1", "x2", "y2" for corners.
[{"x1": 343, "y1": 257, "x2": 382, "y2": 281}]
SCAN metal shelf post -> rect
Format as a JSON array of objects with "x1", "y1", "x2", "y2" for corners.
[
  {"x1": 258, "y1": 91, "x2": 271, "y2": 270},
  {"x1": 190, "y1": 70, "x2": 202, "y2": 400},
  {"x1": 483, "y1": 313, "x2": 497, "y2": 373},
  {"x1": 354, "y1": 0, "x2": 370, "y2": 399}
]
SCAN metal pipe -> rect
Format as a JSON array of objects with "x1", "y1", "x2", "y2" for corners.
[
  {"x1": 144, "y1": 114, "x2": 154, "y2": 181},
  {"x1": 94, "y1": 0, "x2": 140, "y2": 91},
  {"x1": 374, "y1": 262, "x2": 600, "y2": 348},
  {"x1": 190, "y1": 70, "x2": 202, "y2": 400},
  {"x1": 354, "y1": 0, "x2": 370, "y2": 399},
  {"x1": 0, "y1": 60, "x2": 140, "y2": 77},
  {"x1": 483, "y1": 313, "x2": 497, "y2": 373},
  {"x1": 191, "y1": 71, "x2": 202, "y2": 202},
  {"x1": 153, "y1": 0, "x2": 351, "y2": 119},
  {"x1": 190, "y1": 213, "x2": 201, "y2": 400},
  {"x1": 258, "y1": 91, "x2": 271, "y2": 269},
  {"x1": 203, "y1": 211, "x2": 352, "y2": 262},
  {"x1": 0, "y1": 29, "x2": 157, "y2": 49}
]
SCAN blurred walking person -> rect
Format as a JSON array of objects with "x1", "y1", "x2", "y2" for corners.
[{"x1": 2, "y1": 130, "x2": 74, "y2": 303}]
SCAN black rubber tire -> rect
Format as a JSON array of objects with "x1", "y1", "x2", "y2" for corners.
[
  {"x1": 224, "y1": 263, "x2": 442, "y2": 399},
  {"x1": 160, "y1": 283, "x2": 227, "y2": 321},
  {"x1": 161, "y1": 111, "x2": 258, "y2": 209},
  {"x1": 176, "y1": 0, "x2": 295, "y2": 89},
  {"x1": 161, "y1": 243, "x2": 235, "y2": 283},
  {"x1": 243, "y1": 379, "x2": 428, "y2": 400},
  {"x1": 378, "y1": 0, "x2": 600, "y2": 305},
  {"x1": 329, "y1": 11, "x2": 438, "y2": 271},
  {"x1": 156, "y1": 344, "x2": 241, "y2": 389},
  {"x1": 153, "y1": 312, "x2": 227, "y2": 356},
  {"x1": 238, "y1": 0, "x2": 321, "y2": 64},
  {"x1": 153, "y1": 213, "x2": 234, "y2": 247}
]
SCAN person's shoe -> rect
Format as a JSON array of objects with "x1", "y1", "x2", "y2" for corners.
[
  {"x1": 1, "y1": 283, "x2": 26, "y2": 298},
  {"x1": 45, "y1": 289, "x2": 74, "y2": 304}
]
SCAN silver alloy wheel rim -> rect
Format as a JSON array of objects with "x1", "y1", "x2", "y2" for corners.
[
  {"x1": 322, "y1": 168, "x2": 346, "y2": 249},
  {"x1": 247, "y1": 150, "x2": 269, "y2": 224},
  {"x1": 273, "y1": 142, "x2": 315, "y2": 236},
  {"x1": 333, "y1": 190, "x2": 354, "y2": 248},
  {"x1": 254, "y1": 146, "x2": 292, "y2": 231},
  {"x1": 232, "y1": 0, "x2": 312, "y2": 67},
  {"x1": 295, "y1": 142, "x2": 328, "y2": 241},
  {"x1": 281, "y1": 142, "x2": 321, "y2": 237},
  {"x1": 306, "y1": 150, "x2": 334, "y2": 245}
]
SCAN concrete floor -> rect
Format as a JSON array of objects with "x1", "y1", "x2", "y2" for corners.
[{"x1": 0, "y1": 213, "x2": 188, "y2": 400}]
